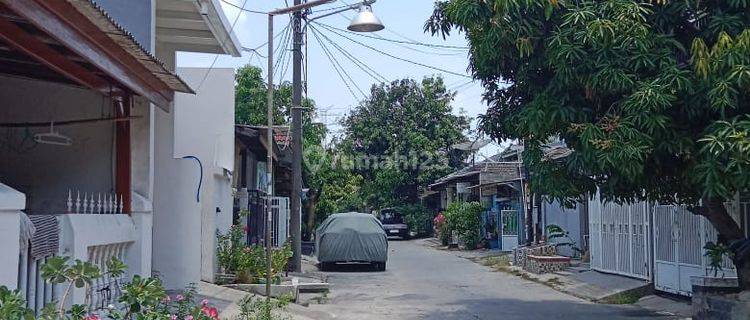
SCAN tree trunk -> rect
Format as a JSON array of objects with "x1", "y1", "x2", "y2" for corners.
[{"x1": 693, "y1": 197, "x2": 749, "y2": 289}]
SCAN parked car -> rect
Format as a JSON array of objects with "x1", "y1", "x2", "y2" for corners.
[
  {"x1": 379, "y1": 208, "x2": 410, "y2": 239},
  {"x1": 316, "y1": 212, "x2": 388, "y2": 271}
]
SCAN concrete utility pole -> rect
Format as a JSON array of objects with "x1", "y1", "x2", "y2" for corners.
[{"x1": 290, "y1": 0, "x2": 304, "y2": 273}]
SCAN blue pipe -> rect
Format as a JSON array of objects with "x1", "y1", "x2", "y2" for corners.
[{"x1": 182, "y1": 156, "x2": 203, "y2": 202}]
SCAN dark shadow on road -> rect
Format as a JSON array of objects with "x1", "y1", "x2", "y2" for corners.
[{"x1": 419, "y1": 298, "x2": 678, "y2": 320}]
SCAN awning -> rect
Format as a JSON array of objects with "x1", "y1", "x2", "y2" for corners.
[
  {"x1": 0, "y1": 0, "x2": 193, "y2": 109},
  {"x1": 156, "y1": 0, "x2": 242, "y2": 57}
]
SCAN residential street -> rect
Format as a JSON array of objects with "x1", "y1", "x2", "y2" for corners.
[{"x1": 305, "y1": 240, "x2": 676, "y2": 320}]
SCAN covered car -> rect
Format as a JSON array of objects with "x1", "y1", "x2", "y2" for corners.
[{"x1": 316, "y1": 212, "x2": 388, "y2": 271}]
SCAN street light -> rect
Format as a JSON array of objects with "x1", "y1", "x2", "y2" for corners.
[
  {"x1": 263, "y1": 0, "x2": 383, "y2": 315},
  {"x1": 348, "y1": 4, "x2": 384, "y2": 32}
]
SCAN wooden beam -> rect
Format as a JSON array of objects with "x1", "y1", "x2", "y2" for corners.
[
  {"x1": 0, "y1": 18, "x2": 109, "y2": 91},
  {"x1": 115, "y1": 96, "x2": 132, "y2": 214},
  {"x1": 1, "y1": 0, "x2": 174, "y2": 109}
]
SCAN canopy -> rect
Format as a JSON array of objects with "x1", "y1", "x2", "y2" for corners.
[{"x1": 316, "y1": 212, "x2": 388, "y2": 263}]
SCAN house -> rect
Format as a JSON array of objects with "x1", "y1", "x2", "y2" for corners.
[
  {"x1": 427, "y1": 146, "x2": 526, "y2": 251},
  {"x1": 513, "y1": 140, "x2": 748, "y2": 297},
  {"x1": 233, "y1": 125, "x2": 293, "y2": 248},
  {"x1": 150, "y1": 0, "x2": 241, "y2": 290},
  {"x1": 0, "y1": 0, "x2": 240, "y2": 313}
]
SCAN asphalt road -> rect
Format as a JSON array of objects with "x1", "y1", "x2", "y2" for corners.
[{"x1": 304, "y1": 239, "x2": 677, "y2": 320}]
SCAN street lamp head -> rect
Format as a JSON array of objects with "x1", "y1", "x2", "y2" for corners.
[{"x1": 347, "y1": 5, "x2": 384, "y2": 32}]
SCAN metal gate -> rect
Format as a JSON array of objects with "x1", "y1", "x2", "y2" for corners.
[
  {"x1": 653, "y1": 205, "x2": 740, "y2": 296},
  {"x1": 588, "y1": 193, "x2": 651, "y2": 280},
  {"x1": 500, "y1": 209, "x2": 519, "y2": 251},
  {"x1": 270, "y1": 197, "x2": 290, "y2": 247}
]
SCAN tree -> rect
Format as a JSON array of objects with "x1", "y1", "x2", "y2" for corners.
[
  {"x1": 427, "y1": 0, "x2": 750, "y2": 287},
  {"x1": 235, "y1": 65, "x2": 327, "y2": 240},
  {"x1": 340, "y1": 77, "x2": 470, "y2": 208}
]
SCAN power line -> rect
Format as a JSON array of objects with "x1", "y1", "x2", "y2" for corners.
[
  {"x1": 312, "y1": 21, "x2": 472, "y2": 79},
  {"x1": 309, "y1": 24, "x2": 388, "y2": 83},
  {"x1": 195, "y1": 0, "x2": 250, "y2": 93},
  {"x1": 219, "y1": 0, "x2": 267, "y2": 14},
  {"x1": 313, "y1": 25, "x2": 365, "y2": 97},
  {"x1": 309, "y1": 24, "x2": 363, "y2": 101},
  {"x1": 315, "y1": 21, "x2": 469, "y2": 50}
]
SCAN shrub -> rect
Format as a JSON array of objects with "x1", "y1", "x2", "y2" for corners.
[
  {"x1": 217, "y1": 226, "x2": 293, "y2": 284},
  {"x1": 0, "y1": 256, "x2": 225, "y2": 320},
  {"x1": 396, "y1": 203, "x2": 434, "y2": 237},
  {"x1": 444, "y1": 201, "x2": 484, "y2": 249}
]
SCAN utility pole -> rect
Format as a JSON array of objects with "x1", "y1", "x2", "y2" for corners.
[{"x1": 290, "y1": 0, "x2": 304, "y2": 273}]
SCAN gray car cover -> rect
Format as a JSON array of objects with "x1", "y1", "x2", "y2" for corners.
[{"x1": 316, "y1": 212, "x2": 388, "y2": 263}]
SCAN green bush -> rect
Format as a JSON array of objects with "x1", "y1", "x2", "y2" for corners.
[
  {"x1": 444, "y1": 201, "x2": 484, "y2": 249},
  {"x1": 396, "y1": 204, "x2": 434, "y2": 237}
]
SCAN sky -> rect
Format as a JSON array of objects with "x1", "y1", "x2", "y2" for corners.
[{"x1": 177, "y1": 0, "x2": 505, "y2": 158}]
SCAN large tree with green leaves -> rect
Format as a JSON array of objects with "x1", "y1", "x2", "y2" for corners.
[
  {"x1": 340, "y1": 77, "x2": 470, "y2": 208},
  {"x1": 427, "y1": 0, "x2": 750, "y2": 287}
]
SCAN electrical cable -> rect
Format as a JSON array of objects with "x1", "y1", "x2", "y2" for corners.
[
  {"x1": 309, "y1": 24, "x2": 362, "y2": 101},
  {"x1": 309, "y1": 24, "x2": 388, "y2": 83},
  {"x1": 219, "y1": 0, "x2": 267, "y2": 14},
  {"x1": 312, "y1": 21, "x2": 472, "y2": 79},
  {"x1": 315, "y1": 21, "x2": 469, "y2": 51},
  {"x1": 313, "y1": 26, "x2": 365, "y2": 97},
  {"x1": 195, "y1": 0, "x2": 251, "y2": 93}
]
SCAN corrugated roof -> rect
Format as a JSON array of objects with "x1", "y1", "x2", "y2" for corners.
[{"x1": 68, "y1": 0, "x2": 194, "y2": 94}]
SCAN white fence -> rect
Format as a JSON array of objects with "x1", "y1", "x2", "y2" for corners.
[
  {"x1": 87, "y1": 242, "x2": 130, "y2": 310},
  {"x1": 588, "y1": 193, "x2": 651, "y2": 280},
  {"x1": 18, "y1": 243, "x2": 57, "y2": 315},
  {"x1": 66, "y1": 190, "x2": 125, "y2": 214}
]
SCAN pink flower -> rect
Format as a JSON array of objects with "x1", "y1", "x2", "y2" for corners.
[
  {"x1": 84, "y1": 315, "x2": 99, "y2": 320},
  {"x1": 170, "y1": 315, "x2": 177, "y2": 320},
  {"x1": 203, "y1": 306, "x2": 220, "y2": 320},
  {"x1": 163, "y1": 296, "x2": 172, "y2": 303},
  {"x1": 201, "y1": 298, "x2": 209, "y2": 306},
  {"x1": 176, "y1": 294, "x2": 185, "y2": 301},
  {"x1": 185, "y1": 316, "x2": 194, "y2": 320}
]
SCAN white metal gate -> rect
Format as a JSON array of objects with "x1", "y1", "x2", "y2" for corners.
[
  {"x1": 500, "y1": 209, "x2": 519, "y2": 251},
  {"x1": 270, "y1": 197, "x2": 290, "y2": 247},
  {"x1": 588, "y1": 193, "x2": 651, "y2": 280},
  {"x1": 653, "y1": 204, "x2": 741, "y2": 296}
]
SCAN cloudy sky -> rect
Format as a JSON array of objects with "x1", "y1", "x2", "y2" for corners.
[{"x1": 177, "y1": 0, "x2": 505, "y2": 158}]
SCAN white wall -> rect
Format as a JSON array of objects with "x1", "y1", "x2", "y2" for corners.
[
  {"x1": 151, "y1": 63, "x2": 235, "y2": 288},
  {"x1": 0, "y1": 76, "x2": 114, "y2": 214},
  {"x1": 0, "y1": 183, "x2": 24, "y2": 289},
  {"x1": 174, "y1": 67, "x2": 235, "y2": 283}
]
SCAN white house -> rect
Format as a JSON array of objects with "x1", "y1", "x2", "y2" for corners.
[{"x1": 0, "y1": 0, "x2": 240, "y2": 313}]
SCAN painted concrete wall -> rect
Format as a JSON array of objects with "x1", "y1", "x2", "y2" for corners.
[
  {"x1": 0, "y1": 183, "x2": 24, "y2": 289},
  {"x1": 96, "y1": 0, "x2": 153, "y2": 50},
  {"x1": 58, "y1": 214, "x2": 138, "y2": 305},
  {"x1": 0, "y1": 76, "x2": 114, "y2": 214},
  {"x1": 151, "y1": 50, "x2": 235, "y2": 288},
  {"x1": 542, "y1": 199, "x2": 582, "y2": 257},
  {"x1": 173, "y1": 67, "x2": 235, "y2": 283}
]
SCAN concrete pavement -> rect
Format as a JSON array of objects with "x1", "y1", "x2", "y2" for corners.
[{"x1": 302, "y1": 239, "x2": 678, "y2": 320}]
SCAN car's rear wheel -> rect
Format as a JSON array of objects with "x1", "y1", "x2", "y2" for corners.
[{"x1": 374, "y1": 262, "x2": 386, "y2": 271}]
